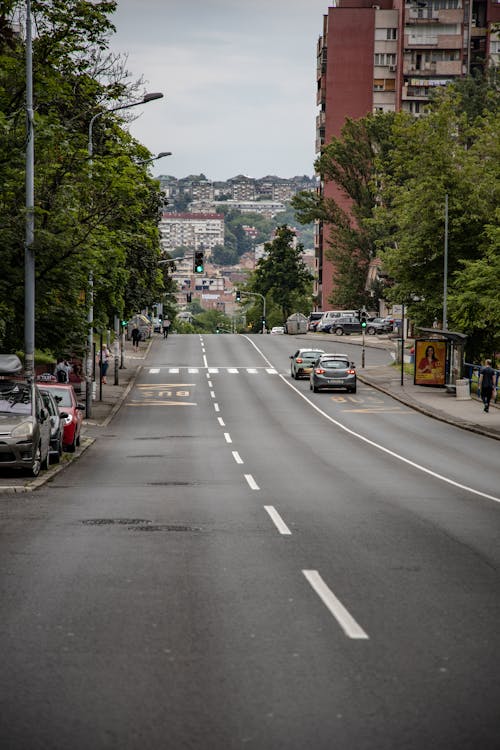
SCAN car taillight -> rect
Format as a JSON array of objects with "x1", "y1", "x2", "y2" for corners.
[
  {"x1": 296, "y1": 358, "x2": 303, "y2": 363},
  {"x1": 315, "y1": 368, "x2": 325, "y2": 374},
  {"x1": 347, "y1": 369, "x2": 356, "y2": 375}
]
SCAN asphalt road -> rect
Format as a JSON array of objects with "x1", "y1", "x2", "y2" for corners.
[{"x1": 1, "y1": 333, "x2": 499, "y2": 749}]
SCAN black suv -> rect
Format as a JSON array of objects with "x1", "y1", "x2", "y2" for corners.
[{"x1": 325, "y1": 316, "x2": 363, "y2": 335}]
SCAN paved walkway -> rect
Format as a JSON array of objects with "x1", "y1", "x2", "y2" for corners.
[{"x1": 1, "y1": 333, "x2": 497, "y2": 493}]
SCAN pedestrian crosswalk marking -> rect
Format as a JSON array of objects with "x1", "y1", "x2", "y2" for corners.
[{"x1": 149, "y1": 366, "x2": 280, "y2": 375}]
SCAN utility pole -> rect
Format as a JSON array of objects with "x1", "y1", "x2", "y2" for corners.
[
  {"x1": 443, "y1": 193, "x2": 449, "y2": 330},
  {"x1": 24, "y1": 0, "x2": 35, "y2": 381}
]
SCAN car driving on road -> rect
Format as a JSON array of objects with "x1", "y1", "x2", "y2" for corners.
[
  {"x1": 310, "y1": 353, "x2": 357, "y2": 393},
  {"x1": 289, "y1": 348, "x2": 325, "y2": 379}
]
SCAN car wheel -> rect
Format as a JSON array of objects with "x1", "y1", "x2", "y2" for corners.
[
  {"x1": 313, "y1": 385, "x2": 319, "y2": 393},
  {"x1": 349, "y1": 387, "x2": 357, "y2": 394},
  {"x1": 76, "y1": 432, "x2": 80, "y2": 447},
  {"x1": 29, "y1": 443, "x2": 42, "y2": 477},
  {"x1": 310, "y1": 382, "x2": 313, "y2": 390},
  {"x1": 294, "y1": 370, "x2": 300, "y2": 380},
  {"x1": 335, "y1": 327, "x2": 343, "y2": 336},
  {"x1": 367, "y1": 327, "x2": 375, "y2": 335},
  {"x1": 66, "y1": 435, "x2": 76, "y2": 453}
]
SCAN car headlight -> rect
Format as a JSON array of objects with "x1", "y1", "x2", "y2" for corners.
[{"x1": 11, "y1": 418, "x2": 35, "y2": 438}]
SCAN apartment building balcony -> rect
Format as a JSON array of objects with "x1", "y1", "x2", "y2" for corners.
[
  {"x1": 316, "y1": 82, "x2": 326, "y2": 106},
  {"x1": 315, "y1": 135, "x2": 325, "y2": 155},
  {"x1": 407, "y1": 8, "x2": 439, "y2": 22},
  {"x1": 316, "y1": 111, "x2": 326, "y2": 129},
  {"x1": 435, "y1": 59, "x2": 462, "y2": 75},
  {"x1": 403, "y1": 61, "x2": 437, "y2": 74},
  {"x1": 402, "y1": 85, "x2": 432, "y2": 100}
]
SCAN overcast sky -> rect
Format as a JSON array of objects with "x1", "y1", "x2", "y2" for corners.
[{"x1": 107, "y1": 0, "x2": 331, "y2": 181}]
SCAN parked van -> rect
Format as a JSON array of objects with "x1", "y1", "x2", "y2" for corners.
[{"x1": 317, "y1": 310, "x2": 358, "y2": 332}]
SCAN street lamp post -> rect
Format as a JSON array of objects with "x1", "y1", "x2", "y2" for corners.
[
  {"x1": 24, "y1": 0, "x2": 35, "y2": 381},
  {"x1": 85, "y1": 91, "x2": 164, "y2": 417},
  {"x1": 237, "y1": 291, "x2": 266, "y2": 334}
]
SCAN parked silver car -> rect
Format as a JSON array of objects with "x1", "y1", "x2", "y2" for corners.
[{"x1": 0, "y1": 355, "x2": 51, "y2": 477}]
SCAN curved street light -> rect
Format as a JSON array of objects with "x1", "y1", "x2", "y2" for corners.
[
  {"x1": 85, "y1": 91, "x2": 164, "y2": 417},
  {"x1": 138, "y1": 151, "x2": 172, "y2": 166}
]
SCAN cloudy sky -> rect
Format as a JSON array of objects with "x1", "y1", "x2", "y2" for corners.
[{"x1": 107, "y1": 0, "x2": 331, "y2": 181}]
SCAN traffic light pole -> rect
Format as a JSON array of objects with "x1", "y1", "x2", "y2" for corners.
[{"x1": 236, "y1": 291, "x2": 266, "y2": 333}]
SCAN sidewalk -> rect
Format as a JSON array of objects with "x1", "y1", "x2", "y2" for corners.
[{"x1": 308, "y1": 331, "x2": 500, "y2": 441}]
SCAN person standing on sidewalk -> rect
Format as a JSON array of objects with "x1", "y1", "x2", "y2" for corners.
[
  {"x1": 479, "y1": 359, "x2": 497, "y2": 412},
  {"x1": 131, "y1": 326, "x2": 141, "y2": 348}
]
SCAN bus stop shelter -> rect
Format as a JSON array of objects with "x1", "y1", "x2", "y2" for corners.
[{"x1": 415, "y1": 328, "x2": 468, "y2": 392}]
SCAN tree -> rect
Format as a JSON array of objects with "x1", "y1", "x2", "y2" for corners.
[
  {"x1": 250, "y1": 226, "x2": 313, "y2": 321},
  {"x1": 292, "y1": 112, "x2": 396, "y2": 309}
]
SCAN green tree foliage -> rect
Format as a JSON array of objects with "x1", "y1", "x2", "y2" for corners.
[
  {"x1": 249, "y1": 225, "x2": 313, "y2": 321},
  {"x1": 0, "y1": 1, "x2": 164, "y2": 356},
  {"x1": 376, "y1": 84, "x2": 500, "y2": 358},
  {"x1": 292, "y1": 112, "x2": 396, "y2": 309}
]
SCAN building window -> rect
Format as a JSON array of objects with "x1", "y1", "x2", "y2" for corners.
[
  {"x1": 374, "y1": 78, "x2": 385, "y2": 90},
  {"x1": 386, "y1": 28, "x2": 397, "y2": 40}
]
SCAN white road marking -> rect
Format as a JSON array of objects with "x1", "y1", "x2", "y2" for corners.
[
  {"x1": 208, "y1": 368, "x2": 219, "y2": 374},
  {"x1": 242, "y1": 336, "x2": 500, "y2": 506},
  {"x1": 245, "y1": 474, "x2": 260, "y2": 490},
  {"x1": 303, "y1": 570, "x2": 369, "y2": 640},
  {"x1": 224, "y1": 432, "x2": 232, "y2": 443},
  {"x1": 214, "y1": 403, "x2": 220, "y2": 412},
  {"x1": 169, "y1": 368, "x2": 179, "y2": 374},
  {"x1": 203, "y1": 355, "x2": 208, "y2": 368},
  {"x1": 210, "y1": 391, "x2": 216, "y2": 398},
  {"x1": 232, "y1": 451, "x2": 244, "y2": 464},
  {"x1": 246, "y1": 368, "x2": 258, "y2": 374},
  {"x1": 266, "y1": 368, "x2": 278, "y2": 374},
  {"x1": 217, "y1": 417, "x2": 225, "y2": 427},
  {"x1": 208, "y1": 381, "x2": 213, "y2": 388},
  {"x1": 188, "y1": 368, "x2": 199, "y2": 374},
  {"x1": 228, "y1": 368, "x2": 238, "y2": 374},
  {"x1": 264, "y1": 505, "x2": 291, "y2": 535},
  {"x1": 149, "y1": 368, "x2": 160, "y2": 374}
]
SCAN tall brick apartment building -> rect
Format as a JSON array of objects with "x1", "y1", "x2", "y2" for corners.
[{"x1": 315, "y1": 0, "x2": 500, "y2": 310}]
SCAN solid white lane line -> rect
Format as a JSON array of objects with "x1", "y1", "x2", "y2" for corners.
[
  {"x1": 245, "y1": 474, "x2": 260, "y2": 490},
  {"x1": 242, "y1": 335, "x2": 500, "y2": 506},
  {"x1": 264, "y1": 505, "x2": 291, "y2": 535},
  {"x1": 149, "y1": 368, "x2": 160, "y2": 374},
  {"x1": 224, "y1": 432, "x2": 232, "y2": 444},
  {"x1": 303, "y1": 570, "x2": 369, "y2": 640},
  {"x1": 217, "y1": 417, "x2": 225, "y2": 427},
  {"x1": 232, "y1": 451, "x2": 244, "y2": 464},
  {"x1": 214, "y1": 403, "x2": 220, "y2": 412}
]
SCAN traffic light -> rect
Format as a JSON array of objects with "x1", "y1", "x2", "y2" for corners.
[
  {"x1": 235, "y1": 290, "x2": 241, "y2": 302},
  {"x1": 121, "y1": 319, "x2": 128, "y2": 328},
  {"x1": 360, "y1": 310, "x2": 368, "y2": 329},
  {"x1": 193, "y1": 250, "x2": 204, "y2": 274}
]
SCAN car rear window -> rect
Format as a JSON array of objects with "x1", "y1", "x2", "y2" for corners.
[
  {"x1": 321, "y1": 360, "x2": 349, "y2": 369},
  {"x1": 303, "y1": 351, "x2": 323, "y2": 359}
]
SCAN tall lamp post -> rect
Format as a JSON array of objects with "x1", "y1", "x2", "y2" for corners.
[
  {"x1": 24, "y1": 0, "x2": 35, "y2": 380},
  {"x1": 85, "y1": 91, "x2": 163, "y2": 417}
]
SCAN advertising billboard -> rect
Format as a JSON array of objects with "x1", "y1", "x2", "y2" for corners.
[{"x1": 414, "y1": 340, "x2": 446, "y2": 386}]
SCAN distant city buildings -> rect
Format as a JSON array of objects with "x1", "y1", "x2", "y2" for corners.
[{"x1": 159, "y1": 212, "x2": 224, "y2": 255}]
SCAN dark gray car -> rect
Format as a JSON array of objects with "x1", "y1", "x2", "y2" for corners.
[
  {"x1": 309, "y1": 354, "x2": 357, "y2": 393},
  {"x1": 325, "y1": 316, "x2": 363, "y2": 335}
]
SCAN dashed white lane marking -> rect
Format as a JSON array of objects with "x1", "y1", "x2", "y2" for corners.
[
  {"x1": 242, "y1": 335, "x2": 500, "y2": 506},
  {"x1": 247, "y1": 368, "x2": 258, "y2": 374},
  {"x1": 203, "y1": 355, "x2": 208, "y2": 367},
  {"x1": 264, "y1": 505, "x2": 291, "y2": 535},
  {"x1": 188, "y1": 368, "x2": 199, "y2": 374},
  {"x1": 208, "y1": 381, "x2": 213, "y2": 388},
  {"x1": 228, "y1": 368, "x2": 238, "y2": 374},
  {"x1": 149, "y1": 368, "x2": 160, "y2": 374},
  {"x1": 224, "y1": 432, "x2": 232, "y2": 444},
  {"x1": 168, "y1": 368, "x2": 179, "y2": 374},
  {"x1": 232, "y1": 451, "x2": 244, "y2": 464},
  {"x1": 217, "y1": 417, "x2": 225, "y2": 427},
  {"x1": 210, "y1": 391, "x2": 216, "y2": 398},
  {"x1": 302, "y1": 570, "x2": 369, "y2": 640},
  {"x1": 208, "y1": 368, "x2": 219, "y2": 374},
  {"x1": 214, "y1": 403, "x2": 220, "y2": 413},
  {"x1": 244, "y1": 474, "x2": 260, "y2": 491}
]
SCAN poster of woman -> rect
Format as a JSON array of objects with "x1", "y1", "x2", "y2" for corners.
[{"x1": 414, "y1": 340, "x2": 446, "y2": 386}]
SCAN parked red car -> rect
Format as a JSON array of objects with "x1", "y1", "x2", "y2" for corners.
[{"x1": 37, "y1": 383, "x2": 84, "y2": 452}]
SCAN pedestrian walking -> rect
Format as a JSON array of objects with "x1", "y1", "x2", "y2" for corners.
[
  {"x1": 55, "y1": 357, "x2": 71, "y2": 383},
  {"x1": 162, "y1": 318, "x2": 171, "y2": 339},
  {"x1": 131, "y1": 326, "x2": 141, "y2": 348},
  {"x1": 97, "y1": 345, "x2": 111, "y2": 384},
  {"x1": 479, "y1": 359, "x2": 497, "y2": 413}
]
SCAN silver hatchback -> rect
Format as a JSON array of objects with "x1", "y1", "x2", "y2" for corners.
[
  {"x1": 309, "y1": 354, "x2": 357, "y2": 393},
  {"x1": 0, "y1": 356, "x2": 51, "y2": 477}
]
